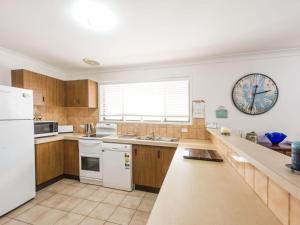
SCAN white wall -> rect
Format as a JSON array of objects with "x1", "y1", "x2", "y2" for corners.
[
  {"x1": 0, "y1": 47, "x2": 66, "y2": 86},
  {"x1": 67, "y1": 51, "x2": 300, "y2": 141}
]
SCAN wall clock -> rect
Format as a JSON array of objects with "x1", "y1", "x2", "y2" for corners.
[{"x1": 232, "y1": 73, "x2": 278, "y2": 115}]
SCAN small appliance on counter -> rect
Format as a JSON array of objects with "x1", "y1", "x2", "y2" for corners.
[
  {"x1": 34, "y1": 121, "x2": 58, "y2": 138},
  {"x1": 220, "y1": 127, "x2": 231, "y2": 136},
  {"x1": 58, "y1": 125, "x2": 74, "y2": 133}
]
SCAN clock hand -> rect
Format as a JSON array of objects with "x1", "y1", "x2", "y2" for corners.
[
  {"x1": 256, "y1": 90, "x2": 271, "y2": 95},
  {"x1": 250, "y1": 85, "x2": 258, "y2": 112}
]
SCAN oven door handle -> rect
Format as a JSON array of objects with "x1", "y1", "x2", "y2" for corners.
[{"x1": 80, "y1": 153, "x2": 101, "y2": 158}]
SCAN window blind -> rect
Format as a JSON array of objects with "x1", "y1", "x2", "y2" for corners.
[{"x1": 100, "y1": 80, "x2": 189, "y2": 122}]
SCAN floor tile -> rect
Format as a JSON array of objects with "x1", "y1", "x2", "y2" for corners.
[
  {"x1": 112, "y1": 190, "x2": 129, "y2": 195},
  {"x1": 16, "y1": 205, "x2": 49, "y2": 224},
  {"x1": 137, "y1": 199, "x2": 155, "y2": 212},
  {"x1": 85, "y1": 184, "x2": 100, "y2": 190},
  {"x1": 54, "y1": 212, "x2": 85, "y2": 225},
  {"x1": 89, "y1": 203, "x2": 116, "y2": 221},
  {"x1": 127, "y1": 191, "x2": 146, "y2": 198},
  {"x1": 0, "y1": 216, "x2": 11, "y2": 224},
  {"x1": 144, "y1": 193, "x2": 157, "y2": 200},
  {"x1": 71, "y1": 200, "x2": 98, "y2": 216},
  {"x1": 87, "y1": 190, "x2": 111, "y2": 202},
  {"x1": 79, "y1": 217, "x2": 105, "y2": 225},
  {"x1": 45, "y1": 183, "x2": 68, "y2": 193},
  {"x1": 33, "y1": 208, "x2": 66, "y2": 225},
  {"x1": 4, "y1": 219, "x2": 29, "y2": 225},
  {"x1": 34, "y1": 191, "x2": 55, "y2": 203},
  {"x1": 59, "y1": 179, "x2": 77, "y2": 185},
  {"x1": 75, "y1": 188, "x2": 97, "y2": 199},
  {"x1": 58, "y1": 185, "x2": 82, "y2": 196},
  {"x1": 103, "y1": 193, "x2": 126, "y2": 205},
  {"x1": 7, "y1": 201, "x2": 36, "y2": 218},
  {"x1": 72, "y1": 182, "x2": 87, "y2": 189},
  {"x1": 107, "y1": 207, "x2": 135, "y2": 225},
  {"x1": 129, "y1": 210, "x2": 150, "y2": 225},
  {"x1": 98, "y1": 187, "x2": 113, "y2": 192},
  {"x1": 55, "y1": 197, "x2": 83, "y2": 212},
  {"x1": 40, "y1": 194, "x2": 69, "y2": 208},
  {"x1": 120, "y1": 196, "x2": 142, "y2": 209}
]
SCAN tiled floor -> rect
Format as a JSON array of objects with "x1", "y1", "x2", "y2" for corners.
[{"x1": 1, "y1": 179, "x2": 157, "y2": 225}]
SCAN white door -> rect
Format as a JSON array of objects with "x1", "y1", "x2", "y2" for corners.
[
  {"x1": 0, "y1": 120, "x2": 35, "y2": 216},
  {"x1": 0, "y1": 85, "x2": 33, "y2": 120},
  {"x1": 103, "y1": 150, "x2": 132, "y2": 191}
]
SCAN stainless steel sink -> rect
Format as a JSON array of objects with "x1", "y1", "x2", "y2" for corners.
[{"x1": 118, "y1": 134, "x2": 178, "y2": 142}]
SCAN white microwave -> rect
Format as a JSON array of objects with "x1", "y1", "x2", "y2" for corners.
[{"x1": 34, "y1": 121, "x2": 58, "y2": 138}]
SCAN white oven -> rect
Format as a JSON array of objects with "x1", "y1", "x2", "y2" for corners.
[{"x1": 79, "y1": 139, "x2": 102, "y2": 185}]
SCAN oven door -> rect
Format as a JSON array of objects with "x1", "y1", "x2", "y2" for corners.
[{"x1": 80, "y1": 153, "x2": 102, "y2": 180}]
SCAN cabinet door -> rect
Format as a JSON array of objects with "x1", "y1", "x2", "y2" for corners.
[
  {"x1": 64, "y1": 140, "x2": 79, "y2": 176},
  {"x1": 57, "y1": 79, "x2": 65, "y2": 107},
  {"x1": 11, "y1": 70, "x2": 46, "y2": 106},
  {"x1": 133, "y1": 145, "x2": 157, "y2": 187},
  {"x1": 35, "y1": 143, "x2": 51, "y2": 185},
  {"x1": 49, "y1": 141, "x2": 64, "y2": 178},
  {"x1": 88, "y1": 80, "x2": 98, "y2": 108},
  {"x1": 45, "y1": 76, "x2": 57, "y2": 106},
  {"x1": 65, "y1": 80, "x2": 88, "y2": 107},
  {"x1": 156, "y1": 147, "x2": 176, "y2": 188}
]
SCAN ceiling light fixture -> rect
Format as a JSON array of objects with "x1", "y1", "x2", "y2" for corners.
[
  {"x1": 72, "y1": 0, "x2": 116, "y2": 32},
  {"x1": 83, "y1": 58, "x2": 100, "y2": 66}
]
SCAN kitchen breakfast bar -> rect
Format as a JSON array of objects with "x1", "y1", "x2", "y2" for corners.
[{"x1": 147, "y1": 129, "x2": 300, "y2": 225}]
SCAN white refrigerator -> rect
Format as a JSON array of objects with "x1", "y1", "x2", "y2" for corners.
[{"x1": 0, "y1": 85, "x2": 36, "y2": 216}]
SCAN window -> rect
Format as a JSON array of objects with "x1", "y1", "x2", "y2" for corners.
[{"x1": 100, "y1": 80, "x2": 190, "y2": 122}]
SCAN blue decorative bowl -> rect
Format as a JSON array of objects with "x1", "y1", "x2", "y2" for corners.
[{"x1": 265, "y1": 132, "x2": 287, "y2": 145}]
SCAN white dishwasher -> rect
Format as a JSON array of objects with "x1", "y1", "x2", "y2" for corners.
[{"x1": 102, "y1": 143, "x2": 133, "y2": 191}]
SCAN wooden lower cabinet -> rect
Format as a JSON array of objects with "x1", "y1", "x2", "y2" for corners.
[
  {"x1": 133, "y1": 145, "x2": 176, "y2": 188},
  {"x1": 35, "y1": 141, "x2": 64, "y2": 185},
  {"x1": 64, "y1": 140, "x2": 79, "y2": 176}
]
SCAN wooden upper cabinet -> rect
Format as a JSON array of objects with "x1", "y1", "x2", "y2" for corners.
[
  {"x1": 64, "y1": 79, "x2": 98, "y2": 108},
  {"x1": 133, "y1": 145, "x2": 176, "y2": 188},
  {"x1": 11, "y1": 69, "x2": 64, "y2": 107}
]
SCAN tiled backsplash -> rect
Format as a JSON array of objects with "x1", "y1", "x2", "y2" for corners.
[
  {"x1": 65, "y1": 108, "x2": 99, "y2": 133},
  {"x1": 117, "y1": 118, "x2": 209, "y2": 139},
  {"x1": 35, "y1": 107, "x2": 208, "y2": 139}
]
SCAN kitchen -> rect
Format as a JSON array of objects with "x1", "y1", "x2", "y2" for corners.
[{"x1": 1, "y1": 1, "x2": 300, "y2": 225}]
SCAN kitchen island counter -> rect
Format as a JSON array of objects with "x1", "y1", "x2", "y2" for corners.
[{"x1": 146, "y1": 139, "x2": 282, "y2": 225}]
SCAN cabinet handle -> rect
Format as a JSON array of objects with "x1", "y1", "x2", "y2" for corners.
[
  {"x1": 157, "y1": 150, "x2": 160, "y2": 159},
  {"x1": 42, "y1": 96, "x2": 45, "y2": 102}
]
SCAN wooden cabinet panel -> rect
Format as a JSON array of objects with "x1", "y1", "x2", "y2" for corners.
[
  {"x1": 64, "y1": 140, "x2": 79, "y2": 176},
  {"x1": 156, "y1": 147, "x2": 176, "y2": 188},
  {"x1": 133, "y1": 145, "x2": 157, "y2": 187},
  {"x1": 64, "y1": 80, "x2": 98, "y2": 108},
  {"x1": 11, "y1": 69, "x2": 64, "y2": 107},
  {"x1": 35, "y1": 141, "x2": 64, "y2": 185},
  {"x1": 133, "y1": 145, "x2": 176, "y2": 188}
]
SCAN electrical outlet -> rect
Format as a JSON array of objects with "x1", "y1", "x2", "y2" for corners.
[{"x1": 181, "y1": 128, "x2": 188, "y2": 133}]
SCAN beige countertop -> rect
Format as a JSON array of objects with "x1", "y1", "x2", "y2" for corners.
[
  {"x1": 147, "y1": 139, "x2": 282, "y2": 225},
  {"x1": 35, "y1": 134, "x2": 178, "y2": 147},
  {"x1": 34, "y1": 133, "x2": 83, "y2": 144},
  {"x1": 207, "y1": 128, "x2": 300, "y2": 200},
  {"x1": 101, "y1": 136, "x2": 178, "y2": 148}
]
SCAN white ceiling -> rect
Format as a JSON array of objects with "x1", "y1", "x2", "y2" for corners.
[{"x1": 0, "y1": 0, "x2": 300, "y2": 71}]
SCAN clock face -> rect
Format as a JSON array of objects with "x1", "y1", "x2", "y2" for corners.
[{"x1": 232, "y1": 74, "x2": 278, "y2": 115}]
